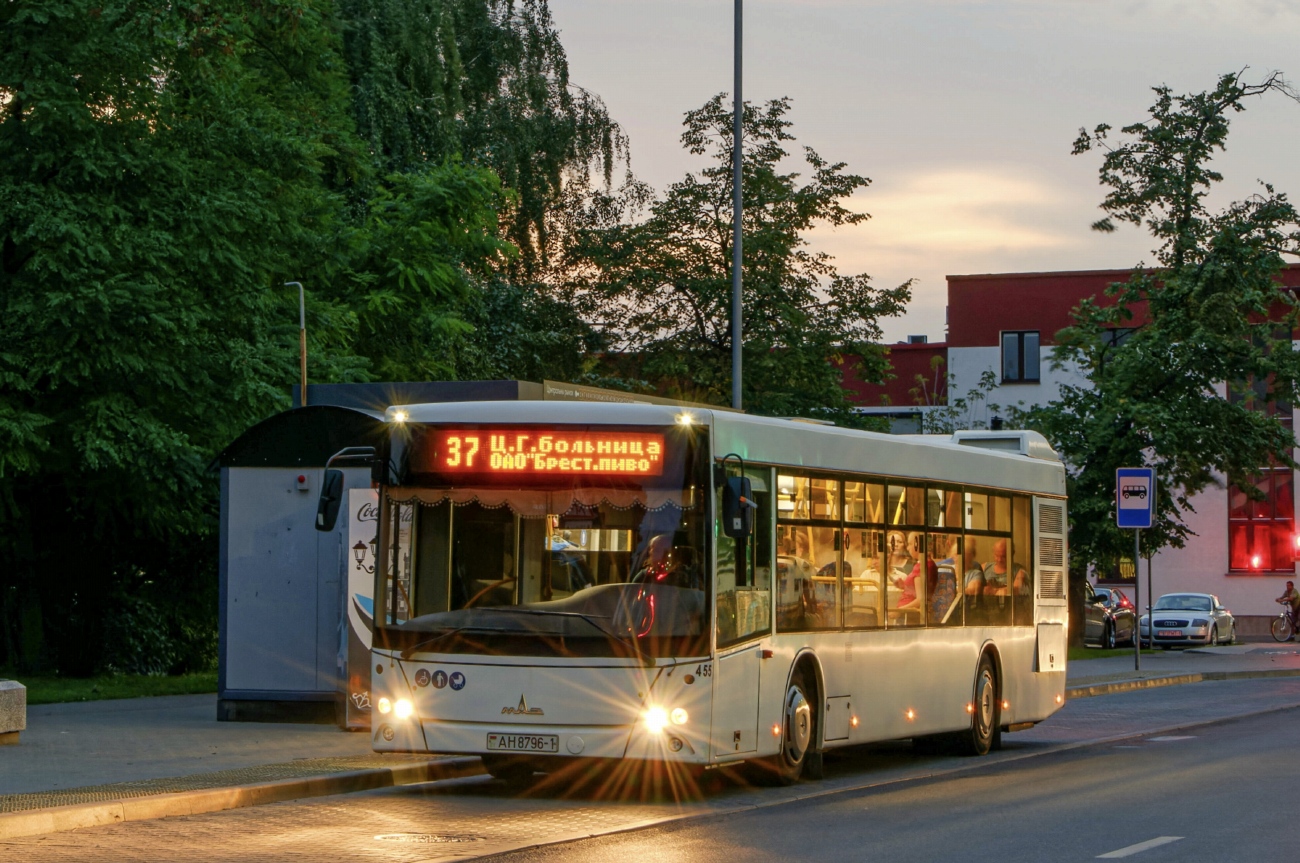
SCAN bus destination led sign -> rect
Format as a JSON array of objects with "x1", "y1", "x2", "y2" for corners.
[{"x1": 432, "y1": 430, "x2": 666, "y2": 476}]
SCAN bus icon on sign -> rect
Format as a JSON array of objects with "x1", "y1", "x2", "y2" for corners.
[{"x1": 1121, "y1": 484, "x2": 1147, "y2": 500}]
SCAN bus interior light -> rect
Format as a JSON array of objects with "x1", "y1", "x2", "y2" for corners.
[
  {"x1": 643, "y1": 706, "x2": 669, "y2": 734},
  {"x1": 394, "y1": 699, "x2": 414, "y2": 719},
  {"x1": 377, "y1": 697, "x2": 392, "y2": 715},
  {"x1": 670, "y1": 708, "x2": 689, "y2": 726}
]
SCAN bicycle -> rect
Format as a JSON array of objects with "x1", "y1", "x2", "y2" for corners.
[{"x1": 1270, "y1": 602, "x2": 1297, "y2": 642}]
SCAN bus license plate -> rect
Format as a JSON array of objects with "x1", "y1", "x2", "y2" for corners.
[
  {"x1": 1158, "y1": 630, "x2": 1181, "y2": 637},
  {"x1": 486, "y1": 733, "x2": 559, "y2": 753}
]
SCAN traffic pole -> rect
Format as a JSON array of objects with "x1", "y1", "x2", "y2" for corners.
[
  {"x1": 1133, "y1": 528, "x2": 1141, "y2": 670},
  {"x1": 730, "y1": 0, "x2": 743, "y2": 411}
]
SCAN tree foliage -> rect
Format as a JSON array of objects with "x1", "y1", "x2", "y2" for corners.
[
  {"x1": 0, "y1": 0, "x2": 630, "y2": 673},
  {"x1": 563, "y1": 95, "x2": 911, "y2": 420},
  {"x1": 0, "y1": 0, "x2": 371, "y2": 672},
  {"x1": 1022, "y1": 72, "x2": 1300, "y2": 573},
  {"x1": 338, "y1": 0, "x2": 629, "y2": 276}
]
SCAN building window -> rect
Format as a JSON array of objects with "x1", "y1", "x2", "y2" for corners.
[
  {"x1": 1102, "y1": 327, "x2": 1136, "y2": 348},
  {"x1": 1228, "y1": 381, "x2": 1294, "y2": 572},
  {"x1": 1000, "y1": 331, "x2": 1040, "y2": 383}
]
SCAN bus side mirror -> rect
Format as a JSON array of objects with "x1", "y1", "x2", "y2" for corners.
[
  {"x1": 315, "y1": 469, "x2": 345, "y2": 532},
  {"x1": 721, "y1": 476, "x2": 755, "y2": 539}
]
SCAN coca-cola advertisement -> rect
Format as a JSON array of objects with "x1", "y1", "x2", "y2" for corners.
[{"x1": 343, "y1": 488, "x2": 379, "y2": 729}]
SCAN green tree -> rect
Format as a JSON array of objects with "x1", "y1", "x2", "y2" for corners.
[
  {"x1": 563, "y1": 95, "x2": 911, "y2": 420},
  {"x1": 324, "y1": 0, "x2": 627, "y2": 382},
  {"x1": 1023, "y1": 72, "x2": 1300, "y2": 588},
  {"x1": 0, "y1": 0, "x2": 367, "y2": 672},
  {"x1": 338, "y1": 0, "x2": 629, "y2": 276}
]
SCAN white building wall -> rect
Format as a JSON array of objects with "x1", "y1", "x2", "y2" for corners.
[{"x1": 948, "y1": 345, "x2": 1089, "y2": 416}]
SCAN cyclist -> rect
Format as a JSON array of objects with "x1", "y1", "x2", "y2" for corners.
[{"x1": 1277, "y1": 581, "x2": 1300, "y2": 641}]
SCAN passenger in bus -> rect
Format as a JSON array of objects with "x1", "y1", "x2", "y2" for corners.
[
  {"x1": 886, "y1": 530, "x2": 913, "y2": 576},
  {"x1": 981, "y1": 538, "x2": 1027, "y2": 596},
  {"x1": 892, "y1": 531, "x2": 936, "y2": 617}
]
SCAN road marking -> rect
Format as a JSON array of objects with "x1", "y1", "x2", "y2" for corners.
[
  {"x1": 1147, "y1": 735, "x2": 1195, "y2": 741},
  {"x1": 1097, "y1": 836, "x2": 1184, "y2": 858}
]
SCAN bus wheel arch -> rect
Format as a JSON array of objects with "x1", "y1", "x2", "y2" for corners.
[
  {"x1": 752, "y1": 651, "x2": 823, "y2": 785},
  {"x1": 790, "y1": 651, "x2": 825, "y2": 779}
]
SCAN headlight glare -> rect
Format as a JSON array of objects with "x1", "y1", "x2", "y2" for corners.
[
  {"x1": 377, "y1": 697, "x2": 392, "y2": 715},
  {"x1": 670, "y1": 707, "x2": 689, "y2": 726},
  {"x1": 394, "y1": 698, "x2": 414, "y2": 719},
  {"x1": 643, "y1": 706, "x2": 669, "y2": 734}
]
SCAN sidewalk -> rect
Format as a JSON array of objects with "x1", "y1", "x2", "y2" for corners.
[{"x1": 4, "y1": 644, "x2": 1300, "y2": 840}]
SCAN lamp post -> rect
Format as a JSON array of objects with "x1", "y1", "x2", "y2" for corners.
[
  {"x1": 284, "y1": 281, "x2": 307, "y2": 406},
  {"x1": 731, "y1": 0, "x2": 743, "y2": 411}
]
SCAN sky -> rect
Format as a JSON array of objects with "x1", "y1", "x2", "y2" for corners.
[{"x1": 547, "y1": 0, "x2": 1300, "y2": 343}]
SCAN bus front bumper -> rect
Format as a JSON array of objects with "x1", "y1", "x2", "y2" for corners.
[{"x1": 372, "y1": 718, "x2": 708, "y2": 763}]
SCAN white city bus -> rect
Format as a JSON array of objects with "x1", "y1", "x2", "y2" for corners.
[{"x1": 345, "y1": 401, "x2": 1068, "y2": 783}]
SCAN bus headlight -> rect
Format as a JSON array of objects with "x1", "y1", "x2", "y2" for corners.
[
  {"x1": 643, "y1": 706, "x2": 669, "y2": 734},
  {"x1": 377, "y1": 697, "x2": 392, "y2": 715},
  {"x1": 394, "y1": 698, "x2": 414, "y2": 720},
  {"x1": 670, "y1": 708, "x2": 689, "y2": 726}
]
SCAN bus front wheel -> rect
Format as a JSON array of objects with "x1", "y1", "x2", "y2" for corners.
[
  {"x1": 752, "y1": 668, "x2": 816, "y2": 785},
  {"x1": 959, "y1": 655, "x2": 1000, "y2": 756}
]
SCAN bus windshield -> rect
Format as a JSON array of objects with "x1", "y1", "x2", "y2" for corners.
[{"x1": 375, "y1": 424, "x2": 709, "y2": 659}]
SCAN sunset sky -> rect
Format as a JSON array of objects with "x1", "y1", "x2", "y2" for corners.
[{"x1": 548, "y1": 0, "x2": 1300, "y2": 342}]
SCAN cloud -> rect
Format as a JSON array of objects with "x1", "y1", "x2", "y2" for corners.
[{"x1": 839, "y1": 168, "x2": 1074, "y2": 256}]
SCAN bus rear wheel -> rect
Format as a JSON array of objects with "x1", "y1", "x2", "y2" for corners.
[
  {"x1": 752, "y1": 668, "x2": 815, "y2": 785},
  {"x1": 958, "y1": 655, "x2": 1000, "y2": 756}
]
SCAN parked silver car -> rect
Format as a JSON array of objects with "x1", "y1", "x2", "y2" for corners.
[{"x1": 1139, "y1": 592, "x2": 1236, "y2": 648}]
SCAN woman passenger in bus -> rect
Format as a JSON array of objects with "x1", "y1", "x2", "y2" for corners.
[
  {"x1": 892, "y1": 531, "x2": 936, "y2": 618},
  {"x1": 886, "y1": 530, "x2": 913, "y2": 576}
]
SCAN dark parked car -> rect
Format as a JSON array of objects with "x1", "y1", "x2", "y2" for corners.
[{"x1": 1084, "y1": 583, "x2": 1137, "y2": 649}]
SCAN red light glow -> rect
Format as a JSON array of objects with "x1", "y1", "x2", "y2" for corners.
[
  {"x1": 1251, "y1": 554, "x2": 1263, "y2": 569},
  {"x1": 429, "y1": 429, "x2": 666, "y2": 477}
]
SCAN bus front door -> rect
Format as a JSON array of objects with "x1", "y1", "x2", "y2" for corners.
[{"x1": 709, "y1": 644, "x2": 761, "y2": 757}]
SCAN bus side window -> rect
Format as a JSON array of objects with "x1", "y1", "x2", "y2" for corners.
[{"x1": 717, "y1": 468, "x2": 772, "y2": 648}]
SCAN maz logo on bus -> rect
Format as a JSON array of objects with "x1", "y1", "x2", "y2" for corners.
[{"x1": 432, "y1": 430, "x2": 666, "y2": 477}]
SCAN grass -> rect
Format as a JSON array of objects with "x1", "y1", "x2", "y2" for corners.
[
  {"x1": 1069, "y1": 645, "x2": 1160, "y2": 661},
  {"x1": 0, "y1": 671, "x2": 217, "y2": 705}
]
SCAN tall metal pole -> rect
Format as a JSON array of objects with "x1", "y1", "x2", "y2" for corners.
[
  {"x1": 731, "y1": 0, "x2": 743, "y2": 411},
  {"x1": 1134, "y1": 529, "x2": 1141, "y2": 670},
  {"x1": 285, "y1": 281, "x2": 307, "y2": 407},
  {"x1": 1146, "y1": 549, "x2": 1153, "y2": 654}
]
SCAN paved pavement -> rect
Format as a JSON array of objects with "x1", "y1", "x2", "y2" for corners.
[
  {"x1": 2, "y1": 642, "x2": 1300, "y2": 839},
  {"x1": 5, "y1": 676, "x2": 1300, "y2": 861}
]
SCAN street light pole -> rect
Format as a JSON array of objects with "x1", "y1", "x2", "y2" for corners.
[
  {"x1": 285, "y1": 281, "x2": 307, "y2": 406},
  {"x1": 731, "y1": 0, "x2": 743, "y2": 411}
]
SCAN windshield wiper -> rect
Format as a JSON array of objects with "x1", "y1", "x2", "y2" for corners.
[
  {"x1": 482, "y1": 607, "x2": 628, "y2": 642},
  {"x1": 399, "y1": 626, "x2": 509, "y2": 659}
]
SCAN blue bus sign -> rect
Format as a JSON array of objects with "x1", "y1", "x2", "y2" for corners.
[{"x1": 1116, "y1": 467, "x2": 1155, "y2": 529}]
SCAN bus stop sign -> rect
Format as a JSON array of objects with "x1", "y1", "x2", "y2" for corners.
[{"x1": 1116, "y1": 467, "x2": 1155, "y2": 529}]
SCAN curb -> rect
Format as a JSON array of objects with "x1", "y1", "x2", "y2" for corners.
[
  {"x1": 1066, "y1": 667, "x2": 1300, "y2": 699},
  {"x1": 0, "y1": 756, "x2": 484, "y2": 841}
]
